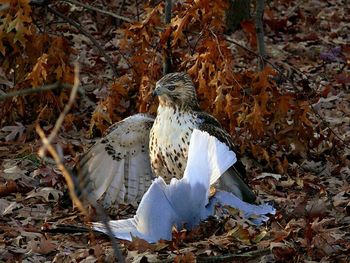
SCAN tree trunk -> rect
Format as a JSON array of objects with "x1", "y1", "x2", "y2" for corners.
[{"x1": 226, "y1": 0, "x2": 251, "y2": 33}]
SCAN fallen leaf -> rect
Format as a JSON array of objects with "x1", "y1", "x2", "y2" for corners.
[
  {"x1": 255, "y1": 172, "x2": 282, "y2": 180},
  {"x1": 2, "y1": 201, "x2": 23, "y2": 216},
  {"x1": 1, "y1": 122, "x2": 26, "y2": 141},
  {"x1": 0, "y1": 198, "x2": 11, "y2": 214},
  {"x1": 127, "y1": 237, "x2": 155, "y2": 253},
  {"x1": 26, "y1": 187, "x2": 62, "y2": 202},
  {"x1": 0, "y1": 180, "x2": 18, "y2": 197},
  {"x1": 28, "y1": 236, "x2": 57, "y2": 255}
]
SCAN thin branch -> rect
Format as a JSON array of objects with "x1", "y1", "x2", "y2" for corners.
[
  {"x1": 135, "y1": 0, "x2": 140, "y2": 21},
  {"x1": 255, "y1": 0, "x2": 266, "y2": 70},
  {"x1": 210, "y1": 29, "x2": 224, "y2": 59},
  {"x1": 0, "y1": 82, "x2": 72, "y2": 101},
  {"x1": 36, "y1": 63, "x2": 84, "y2": 213},
  {"x1": 197, "y1": 248, "x2": 271, "y2": 262},
  {"x1": 59, "y1": 0, "x2": 133, "y2": 23},
  {"x1": 36, "y1": 63, "x2": 125, "y2": 262},
  {"x1": 164, "y1": 0, "x2": 172, "y2": 25},
  {"x1": 163, "y1": 0, "x2": 172, "y2": 75},
  {"x1": 47, "y1": 6, "x2": 118, "y2": 77},
  {"x1": 38, "y1": 65, "x2": 80, "y2": 161},
  {"x1": 226, "y1": 37, "x2": 258, "y2": 56}
]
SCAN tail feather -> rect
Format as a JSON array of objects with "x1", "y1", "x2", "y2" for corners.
[{"x1": 218, "y1": 166, "x2": 256, "y2": 203}]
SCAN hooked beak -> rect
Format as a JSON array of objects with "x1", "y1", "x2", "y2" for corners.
[{"x1": 152, "y1": 84, "x2": 162, "y2": 97}]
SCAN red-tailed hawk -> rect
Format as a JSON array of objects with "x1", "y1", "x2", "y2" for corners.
[
  {"x1": 77, "y1": 72, "x2": 255, "y2": 207},
  {"x1": 150, "y1": 72, "x2": 255, "y2": 203}
]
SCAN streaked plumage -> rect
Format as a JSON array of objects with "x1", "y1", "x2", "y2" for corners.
[{"x1": 76, "y1": 114, "x2": 154, "y2": 207}]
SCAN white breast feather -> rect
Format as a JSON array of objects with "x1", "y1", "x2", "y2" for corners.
[{"x1": 151, "y1": 105, "x2": 196, "y2": 178}]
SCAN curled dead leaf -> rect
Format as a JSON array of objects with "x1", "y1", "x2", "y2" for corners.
[
  {"x1": 28, "y1": 236, "x2": 56, "y2": 255},
  {"x1": 26, "y1": 187, "x2": 62, "y2": 202}
]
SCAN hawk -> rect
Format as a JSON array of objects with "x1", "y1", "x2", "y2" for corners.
[
  {"x1": 150, "y1": 72, "x2": 255, "y2": 203},
  {"x1": 77, "y1": 72, "x2": 255, "y2": 207}
]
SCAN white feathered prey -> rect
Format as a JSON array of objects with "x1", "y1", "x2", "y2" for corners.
[{"x1": 92, "y1": 130, "x2": 275, "y2": 242}]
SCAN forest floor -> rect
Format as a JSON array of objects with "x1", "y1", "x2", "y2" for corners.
[{"x1": 0, "y1": 0, "x2": 349, "y2": 262}]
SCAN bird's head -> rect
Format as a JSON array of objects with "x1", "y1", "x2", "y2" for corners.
[{"x1": 153, "y1": 72, "x2": 199, "y2": 110}]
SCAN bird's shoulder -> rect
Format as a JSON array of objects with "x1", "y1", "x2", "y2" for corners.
[
  {"x1": 194, "y1": 110, "x2": 247, "y2": 179},
  {"x1": 194, "y1": 111, "x2": 222, "y2": 128},
  {"x1": 194, "y1": 111, "x2": 235, "y2": 150},
  {"x1": 104, "y1": 113, "x2": 154, "y2": 137}
]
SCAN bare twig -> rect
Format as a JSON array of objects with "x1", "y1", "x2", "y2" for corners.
[
  {"x1": 36, "y1": 63, "x2": 125, "y2": 262},
  {"x1": 117, "y1": 0, "x2": 127, "y2": 25},
  {"x1": 197, "y1": 248, "x2": 271, "y2": 262},
  {"x1": 163, "y1": 0, "x2": 172, "y2": 75},
  {"x1": 47, "y1": 6, "x2": 118, "y2": 77},
  {"x1": 135, "y1": 0, "x2": 140, "y2": 21},
  {"x1": 226, "y1": 37, "x2": 257, "y2": 56},
  {"x1": 210, "y1": 29, "x2": 224, "y2": 59},
  {"x1": 36, "y1": 64, "x2": 84, "y2": 213},
  {"x1": 60, "y1": 0, "x2": 133, "y2": 23},
  {"x1": 255, "y1": 0, "x2": 266, "y2": 70},
  {"x1": 0, "y1": 82, "x2": 72, "y2": 101},
  {"x1": 37, "y1": 127, "x2": 86, "y2": 208},
  {"x1": 38, "y1": 64, "x2": 80, "y2": 165}
]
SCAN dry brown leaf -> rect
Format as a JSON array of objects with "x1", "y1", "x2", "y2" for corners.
[{"x1": 28, "y1": 236, "x2": 57, "y2": 255}]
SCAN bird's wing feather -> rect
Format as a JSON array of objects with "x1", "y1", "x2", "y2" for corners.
[
  {"x1": 195, "y1": 111, "x2": 246, "y2": 176},
  {"x1": 194, "y1": 111, "x2": 256, "y2": 203},
  {"x1": 195, "y1": 111, "x2": 235, "y2": 151},
  {"x1": 76, "y1": 113, "x2": 155, "y2": 207}
]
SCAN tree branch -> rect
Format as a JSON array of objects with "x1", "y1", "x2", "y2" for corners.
[
  {"x1": 37, "y1": 63, "x2": 84, "y2": 214},
  {"x1": 163, "y1": 0, "x2": 172, "y2": 75},
  {"x1": 36, "y1": 63, "x2": 125, "y2": 262},
  {"x1": 47, "y1": 6, "x2": 118, "y2": 77},
  {"x1": 0, "y1": 82, "x2": 72, "y2": 101},
  {"x1": 197, "y1": 248, "x2": 271, "y2": 262},
  {"x1": 255, "y1": 0, "x2": 266, "y2": 71},
  {"x1": 59, "y1": 0, "x2": 133, "y2": 23}
]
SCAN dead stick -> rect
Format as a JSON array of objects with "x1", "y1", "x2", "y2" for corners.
[
  {"x1": 37, "y1": 124, "x2": 126, "y2": 263},
  {"x1": 255, "y1": 0, "x2": 266, "y2": 71},
  {"x1": 0, "y1": 82, "x2": 72, "y2": 101},
  {"x1": 38, "y1": 69, "x2": 79, "y2": 156},
  {"x1": 36, "y1": 64, "x2": 125, "y2": 262},
  {"x1": 37, "y1": 64, "x2": 83, "y2": 212},
  {"x1": 163, "y1": 0, "x2": 172, "y2": 74},
  {"x1": 197, "y1": 248, "x2": 271, "y2": 262},
  {"x1": 60, "y1": 0, "x2": 133, "y2": 23}
]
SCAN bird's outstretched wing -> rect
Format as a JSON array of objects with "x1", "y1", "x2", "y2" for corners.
[
  {"x1": 195, "y1": 111, "x2": 256, "y2": 203},
  {"x1": 75, "y1": 113, "x2": 155, "y2": 207}
]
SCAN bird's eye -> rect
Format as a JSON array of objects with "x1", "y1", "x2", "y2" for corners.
[{"x1": 167, "y1": 85, "x2": 175, "y2": 91}]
